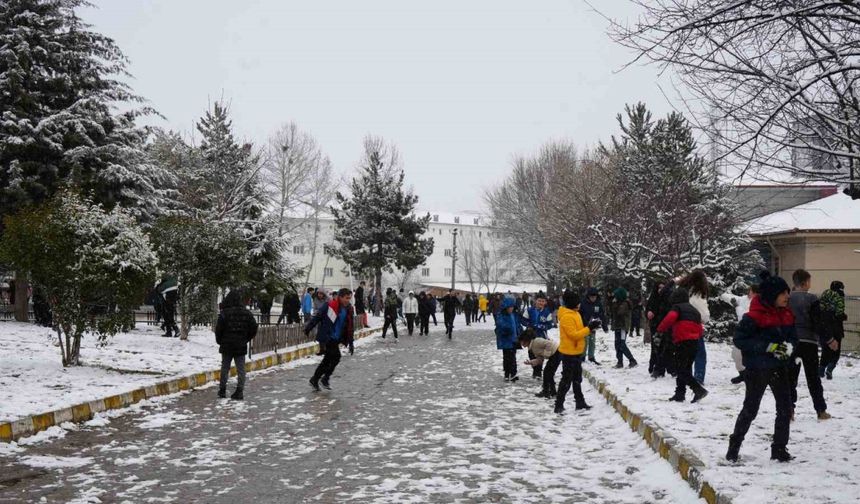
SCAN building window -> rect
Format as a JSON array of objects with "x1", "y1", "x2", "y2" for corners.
[
  {"x1": 421, "y1": 268, "x2": 430, "y2": 277},
  {"x1": 293, "y1": 245, "x2": 304, "y2": 255},
  {"x1": 433, "y1": 214, "x2": 439, "y2": 222},
  {"x1": 454, "y1": 216, "x2": 460, "y2": 224},
  {"x1": 444, "y1": 268, "x2": 452, "y2": 276},
  {"x1": 324, "y1": 267, "x2": 334, "y2": 277},
  {"x1": 444, "y1": 249, "x2": 452, "y2": 257},
  {"x1": 473, "y1": 218, "x2": 479, "y2": 225}
]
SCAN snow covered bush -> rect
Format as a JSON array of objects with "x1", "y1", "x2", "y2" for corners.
[
  {"x1": 149, "y1": 217, "x2": 249, "y2": 340},
  {"x1": 0, "y1": 191, "x2": 156, "y2": 366}
]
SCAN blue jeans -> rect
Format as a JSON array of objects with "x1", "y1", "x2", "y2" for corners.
[
  {"x1": 694, "y1": 337, "x2": 707, "y2": 384},
  {"x1": 614, "y1": 330, "x2": 636, "y2": 365}
]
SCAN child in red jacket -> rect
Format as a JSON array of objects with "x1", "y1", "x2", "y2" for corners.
[{"x1": 657, "y1": 287, "x2": 708, "y2": 403}]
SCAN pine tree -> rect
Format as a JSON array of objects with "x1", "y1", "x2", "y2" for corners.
[
  {"x1": 0, "y1": 0, "x2": 171, "y2": 224},
  {"x1": 331, "y1": 137, "x2": 433, "y2": 298}
]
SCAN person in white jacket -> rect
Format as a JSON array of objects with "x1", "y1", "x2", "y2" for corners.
[
  {"x1": 402, "y1": 291, "x2": 419, "y2": 336},
  {"x1": 720, "y1": 284, "x2": 759, "y2": 384},
  {"x1": 679, "y1": 270, "x2": 710, "y2": 384}
]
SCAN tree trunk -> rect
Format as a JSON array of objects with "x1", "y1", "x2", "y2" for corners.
[
  {"x1": 374, "y1": 268, "x2": 383, "y2": 313},
  {"x1": 14, "y1": 271, "x2": 29, "y2": 322},
  {"x1": 180, "y1": 283, "x2": 191, "y2": 341}
]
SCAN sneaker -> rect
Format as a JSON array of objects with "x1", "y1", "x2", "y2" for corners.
[
  {"x1": 309, "y1": 378, "x2": 320, "y2": 391},
  {"x1": 230, "y1": 388, "x2": 244, "y2": 400},
  {"x1": 826, "y1": 369, "x2": 833, "y2": 380},
  {"x1": 691, "y1": 389, "x2": 709, "y2": 403},
  {"x1": 217, "y1": 387, "x2": 227, "y2": 399},
  {"x1": 818, "y1": 411, "x2": 832, "y2": 420},
  {"x1": 818, "y1": 366, "x2": 827, "y2": 379},
  {"x1": 575, "y1": 402, "x2": 592, "y2": 410},
  {"x1": 504, "y1": 376, "x2": 510, "y2": 382},
  {"x1": 628, "y1": 361, "x2": 638, "y2": 369},
  {"x1": 668, "y1": 394, "x2": 685, "y2": 402},
  {"x1": 554, "y1": 406, "x2": 565, "y2": 415},
  {"x1": 770, "y1": 446, "x2": 794, "y2": 462},
  {"x1": 614, "y1": 363, "x2": 624, "y2": 369},
  {"x1": 510, "y1": 375, "x2": 519, "y2": 383},
  {"x1": 535, "y1": 390, "x2": 552, "y2": 398},
  {"x1": 730, "y1": 374, "x2": 745, "y2": 385},
  {"x1": 320, "y1": 377, "x2": 331, "y2": 390}
]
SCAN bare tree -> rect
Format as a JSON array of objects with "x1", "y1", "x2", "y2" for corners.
[{"x1": 604, "y1": 1, "x2": 860, "y2": 193}]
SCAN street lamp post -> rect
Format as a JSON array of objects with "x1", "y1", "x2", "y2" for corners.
[{"x1": 451, "y1": 228, "x2": 458, "y2": 290}]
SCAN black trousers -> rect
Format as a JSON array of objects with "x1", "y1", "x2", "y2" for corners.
[
  {"x1": 674, "y1": 340, "x2": 704, "y2": 398},
  {"x1": 555, "y1": 354, "x2": 585, "y2": 409},
  {"x1": 730, "y1": 367, "x2": 792, "y2": 449},
  {"x1": 542, "y1": 351, "x2": 561, "y2": 394},
  {"x1": 477, "y1": 311, "x2": 486, "y2": 323},
  {"x1": 419, "y1": 315, "x2": 430, "y2": 335},
  {"x1": 820, "y1": 337, "x2": 842, "y2": 372},
  {"x1": 464, "y1": 310, "x2": 472, "y2": 325},
  {"x1": 444, "y1": 312, "x2": 455, "y2": 335},
  {"x1": 528, "y1": 349, "x2": 543, "y2": 377},
  {"x1": 405, "y1": 314, "x2": 416, "y2": 335},
  {"x1": 312, "y1": 342, "x2": 342, "y2": 381},
  {"x1": 790, "y1": 341, "x2": 827, "y2": 413},
  {"x1": 431, "y1": 312, "x2": 437, "y2": 325},
  {"x1": 382, "y1": 316, "x2": 398, "y2": 338},
  {"x1": 502, "y1": 348, "x2": 518, "y2": 378}
]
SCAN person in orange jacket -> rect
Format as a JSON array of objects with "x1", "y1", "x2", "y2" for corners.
[{"x1": 554, "y1": 290, "x2": 601, "y2": 414}]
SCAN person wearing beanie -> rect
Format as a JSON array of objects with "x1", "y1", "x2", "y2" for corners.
[
  {"x1": 610, "y1": 287, "x2": 638, "y2": 369},
  {"x1": 819, "y1": 280, "x2": 847, "y2": 379},
  {"x1": 495, "y1": 297, "x2": 522, "y2": 381},
  {"x1": 579, "y1": 287, "x2": 608, "y2": 365},
  {"x1": 788, "y1": 269, "x2": 831, "y2": 420},
  {"x1": 727, "y1": 272, "x2": 798, "y2": 463},
  {"x1": 381, "y1": 288, "x2": 400, "y2": 340},
  {"x1": 657, "y1": 288, "x2": 708, "y2": 403},
  {"x1": 554, "y1": 290, "x2": 600, "y2": 414}
]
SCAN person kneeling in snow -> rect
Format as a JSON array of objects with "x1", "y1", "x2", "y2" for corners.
[
  {"x1": 216, "y1": 290, "x2": 259, "y2": 400},
  {"x1": 554, "y1": 291, "x2": 601, "y2": 415},
  {"x1": 657, "y1": 288, "x2": 708, "y2": 404},
  {"x1": 726, "y1": 272, "x2": 797, "y2": 463},
  {"x1": 520, "y1": 328, "x2": 560, "y2": 398}
]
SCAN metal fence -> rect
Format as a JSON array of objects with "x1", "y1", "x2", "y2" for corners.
[
  {"x1": 1, "y1": 307, "x2": 296, "y2": 328},
  {"x1": 249, "y1": 323, "x2": 311, "y2": 356}
]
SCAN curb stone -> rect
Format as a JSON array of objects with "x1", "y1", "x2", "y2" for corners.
[
  {"x1": 583, "y1": 368, "x2": 733, "y2": 504},
  {"x1": 1, "y1": 327, "x2": 382, "y2": 442}
]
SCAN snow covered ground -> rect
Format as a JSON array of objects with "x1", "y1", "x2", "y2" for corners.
[
  {"x1": 583, "y1": 329, "x2": 860, "y2": 504},
  {"x1": 0, "y1": 316, "x2": 382, "y2": 423}
]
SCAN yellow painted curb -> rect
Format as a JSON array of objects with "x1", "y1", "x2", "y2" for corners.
[
  {"x1": 582, "y1": 368, "x2": 732, "y2": 504},
  {"x1": 1, "y1": 326, "x2": 382, "y2": 443}
]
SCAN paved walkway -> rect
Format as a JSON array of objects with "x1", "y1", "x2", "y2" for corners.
[{"x1": 0, "y1": 323, "x2": 701, "y2": 503}]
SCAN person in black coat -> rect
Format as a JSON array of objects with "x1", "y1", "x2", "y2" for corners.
[
  {"x1": 418, "y1": 291, "x2": 433, "y2": 335},
  {"x1": 647, "y1": 281, "x2": 675, "y2": 377},
  {"x1": 440, "y1": 290, "x2": 461, "y2": 338},
  {"x1": 216, "y1": 290, "x2": 259, "y2": 400},
  {"x1": 277, "y1": 290, "x2": 302, "y2": 325}
]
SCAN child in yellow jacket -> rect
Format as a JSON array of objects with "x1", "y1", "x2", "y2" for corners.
[{"x1": 555, "y1": 290, "x2": 601, "y2": 414}]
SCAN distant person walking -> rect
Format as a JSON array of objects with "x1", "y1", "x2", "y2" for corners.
[
  {"x1": 819, "y1": 281, "x2": 846, "y2": 379},
  {"x1": 301, "y1": 287, "x2": 314, "y2": 323},
  {"x1": 610, "y1": 288, "x2": 637, "y2": 369},
  {"x1": 403, "y1": 291, "x2": 419, "y2": 336},
  {"x1": 440, "y1": 290, "x2": 461, "y2": 339}
]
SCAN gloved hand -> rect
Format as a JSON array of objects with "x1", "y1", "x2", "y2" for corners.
[
  {"x1": 587, "y1": 319, "x2": 602, "y2": 330},
  {"x1": 766, "y1": 342, "x2": 792, "y2": 360},
  {"x1": 348, "y1": 342, "x2": 355, "y2": 355}
]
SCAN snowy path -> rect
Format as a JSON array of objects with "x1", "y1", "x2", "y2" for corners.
[{"x1": 0, "y1": 323, "x2": 701, "y2": 503}]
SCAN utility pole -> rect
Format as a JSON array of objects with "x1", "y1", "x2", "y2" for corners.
[{"x1": 451, "y1": 228, "x2": 458, "y2": 290}]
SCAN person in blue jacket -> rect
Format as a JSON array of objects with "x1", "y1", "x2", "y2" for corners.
[
  {"x1": 579, "y1": 287, "x2": 608, "y2": 365},
  {"x1": 301, "y1": 287, "x2": 314, "y2": 323},
  {"x1": 726, "y1": 272, "x2": 798, "y2": 463},
  {"x1": 305, "y1": 288, "x2": 355, "y2": 392},
  {"x1": 495, "y1": 298, "x2": 522, "y2": 382},
  {"x1": 522, "y1": 293, "x2": 553, "y2": 378}
]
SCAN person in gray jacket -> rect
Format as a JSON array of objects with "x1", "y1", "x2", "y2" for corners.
[
  {"x1": 788, "y1": 269, "x2": 831, "y2": 420},
  {"x1": 520, "y1": 329, "x2": 561, "y2": 398}
]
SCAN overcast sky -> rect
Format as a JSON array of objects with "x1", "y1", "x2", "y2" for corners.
[{"x1": 81, "y1": 0, "x2": 675, "y2": 212}]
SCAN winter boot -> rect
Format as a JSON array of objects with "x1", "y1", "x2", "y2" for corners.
[
  {"x1": 770, "y1": 446, "x2": 794, "y2": 462},
  {"x1": 230, "y1": 388, "x2": 244, "y2": 400},
  {"x1": 309, "y1": 377, "x2": 321, "y2": 392},
  {"x1": 817, "y1": 411, "x2": 832, "y2": 420},
  {"x1": 575, "y1": 401, "x2": 592, "y2": 410},
  {"x1": 535, "y1": 389, "x2": 552, "y2": 398},
  {"x1": 628, "y1": 360, "x2": 638, "y2": 369},
  {"x1": 826, "y1": 368, "x2": 834, "y2": 380},
  {"x1": 614, "y1": 362, "x2": 624, "y2": 369},
  {"x1": 691, "y1": 388, "x2": 709, "y2": 404},
  {"x1": 320, "y1": 376, "x2": 332, "y2": 390},
  {"x1": 818, "y1": 365, "x2": 827, "y2": 379},
  {"x1": 730, "y1": 373, "x2": 745, "y2": 384},
  {"x1": 726, "y1": 437, "x2": 742, "y2": 462},
  {"x1": 553, "y1": 405, "x2": 565, "y2": 415},
  {"x1": 217, "y1": 386, "x2": 227, "y2": 399},
  {"x1": 509, "y1": 375, "x2": 519, "y2": 383},
  {"x1": 668, "y1": 394, "x2": 685, "y2": 402}
]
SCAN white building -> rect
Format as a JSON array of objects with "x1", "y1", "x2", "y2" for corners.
[{"x1": 289, "y1": 211, "x2": 542, "y2": 294}]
